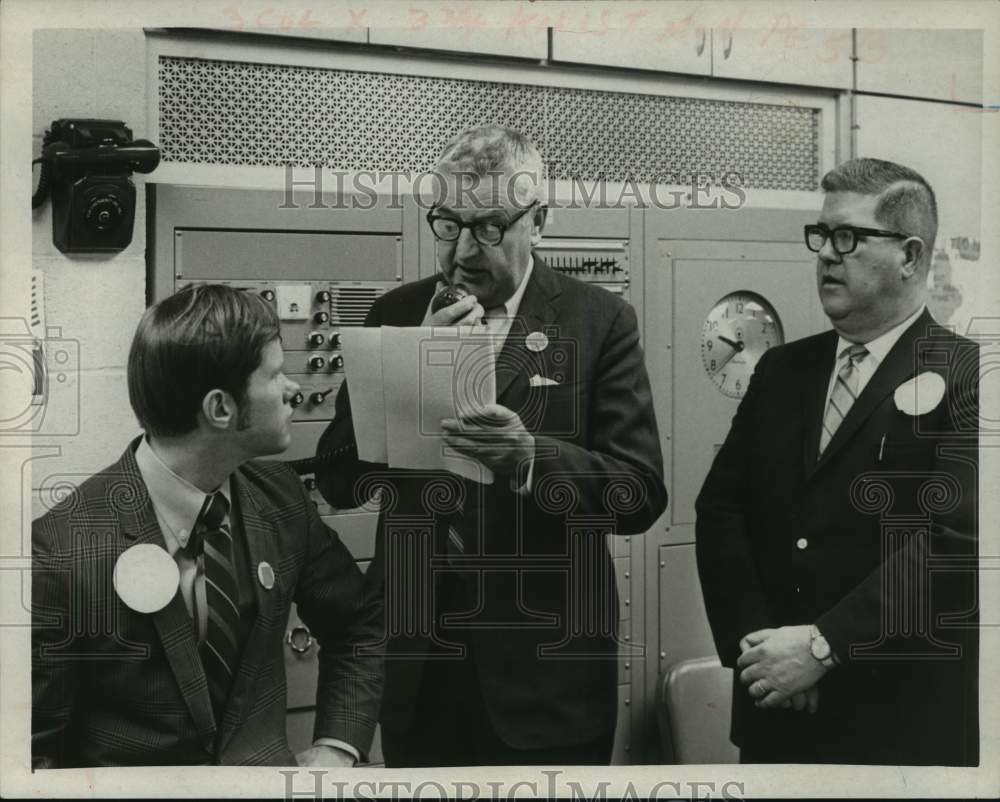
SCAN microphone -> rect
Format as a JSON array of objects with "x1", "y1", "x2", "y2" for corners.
[{"x1": 430, "y1": 284, "x2": 471, "y2": 314}]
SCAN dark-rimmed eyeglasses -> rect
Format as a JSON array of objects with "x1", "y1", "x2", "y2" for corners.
[
  {"x1": 427, "y1": 201, "x2": 539, "y2": 247},
  {"x1": 804, "y1": 223, "x2": 909, "y2": 256}
]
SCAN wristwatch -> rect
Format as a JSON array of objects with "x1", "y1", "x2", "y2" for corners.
[{"x1": 809, "y1": 624, "x2": 836, "y2": 668}]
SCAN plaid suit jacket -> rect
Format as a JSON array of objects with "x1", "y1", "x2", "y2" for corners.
[{"x1": 32, "y1": 439, "x2": 383, "y2": 767}]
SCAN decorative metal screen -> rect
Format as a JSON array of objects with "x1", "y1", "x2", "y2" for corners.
[{"x1": 159, "y1": 55, "x2": 820, "y2": 191}]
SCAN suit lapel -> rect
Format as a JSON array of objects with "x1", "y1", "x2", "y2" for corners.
[
  {"x1": 214, "y1": 469, "x2": 282, "y2": 753},
  {"x1": 809, "y1": 311, "x2": 930, "y2": 477},
  {"x1": 495, "y1": 256, "x2": 562, "y2": 404},
  {"x1": 411, "y1": 265, "x2": 561, "y2": 403},
  {"x1": 115, "y1": 442, "x2": 217, "y2": 751}
]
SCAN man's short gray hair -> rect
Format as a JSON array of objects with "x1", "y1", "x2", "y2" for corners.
[
  {"x1": 435, "y1": 125, "x2": 545, "y2": 206},
  {"x1": 821, "y1": 157, "x2": 938, "y2": 268}
]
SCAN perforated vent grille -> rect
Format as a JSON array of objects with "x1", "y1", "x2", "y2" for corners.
[{"x1": 159, "y1": 56, "x2": 819, "y2": 191}]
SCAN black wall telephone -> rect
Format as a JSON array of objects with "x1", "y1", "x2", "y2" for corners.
[{"x1": 33, "y1": 119, "x2": 160, "y2": 253}]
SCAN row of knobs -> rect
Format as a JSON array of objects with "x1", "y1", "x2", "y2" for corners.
[
  {"x1": 260, "y1": 289, "x2": 331, "y2": 302},
  {"x1": 291, "y1": 387, "x2": 335, "y2": 407},
  {"x1": 308, "y1": 331, "x2": 340, "y2": 348},
  {"x1": 308, "y1": 353, "x2": 343, "y2": 371},
  {"x1": 258, "y1": 289, "x2": 333, "y2": 324}
]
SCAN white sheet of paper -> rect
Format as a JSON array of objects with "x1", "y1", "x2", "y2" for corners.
[
  {"x1": 381, "y1": 326, "x2": 496, "y2": 484},
  {"x1": 340, "y1": 327, "x2": 388, "y2": 463}
]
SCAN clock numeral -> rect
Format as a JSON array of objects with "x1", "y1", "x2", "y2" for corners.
[{"x1": 704, "y1": 293, "x2": 783, "y2": 398}]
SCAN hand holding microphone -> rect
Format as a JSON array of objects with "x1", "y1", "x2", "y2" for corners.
[{"x1": 422, "y1": 284, "x2": 485, "y2": 327}]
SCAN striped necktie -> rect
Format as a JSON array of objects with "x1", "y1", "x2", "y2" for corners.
[
  {"x1": 447, "y1": 515, "x2": 466, "y2": 558},
  {"x1": 483, "y1": 304, "x2": 508, "y2": 334},
  {"x1": 446, "y1": 305, "x2": 507, "y2": 558},
  {"x1": 819, "y1": 344, "x2": 869, "y2": 455},
  {"x1": 196, "y1": 492, "x2": 240, "y2": 719}
]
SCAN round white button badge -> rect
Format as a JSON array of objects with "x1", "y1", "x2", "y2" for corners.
[
  {"x1": 526, "y1": 331, "x2": 549, "y2": 352},
  {"x1": 796, "y1": 538, "x2": 809, "y2": 550},
  {"x1": 257, "y1": 561, "x2": 275, "y2": 590},
  {"x1": 113, "y1": 544, "x2": 180, "y2": 614}
]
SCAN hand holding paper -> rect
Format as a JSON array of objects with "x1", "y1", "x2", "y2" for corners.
[
  {"x1": 441, "y1": 403, "x2": 535, "y2": 478},
  {"x1": 342, "y1": 325, "x2": 498, "y2": 484}
]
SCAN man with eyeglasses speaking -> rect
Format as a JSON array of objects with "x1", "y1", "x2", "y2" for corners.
[
  {"x1": 315, "y1": 125, "x2": 666, "y2": 766},
  {"x1": 695, "y1": 158, "x2": 979, "y2": 765}
]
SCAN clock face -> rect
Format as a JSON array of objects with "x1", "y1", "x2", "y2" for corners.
[{"x1": 701, "y1": 291, "x2": 784, "y2": 399}]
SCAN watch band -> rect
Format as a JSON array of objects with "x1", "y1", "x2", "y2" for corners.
[{"x1": 809, "y1": 624, "x2": 837, "y2": 668}]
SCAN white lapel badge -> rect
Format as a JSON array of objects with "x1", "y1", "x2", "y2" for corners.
[
  {"x1": 526, "y1": 331, "x2": 549, "y2": 352},
  {"x1": 113, "y1": 543, "x2": 179, "y2": 614},
  {"x1": 257, "y1": 561, "x2": 276, "y2": 591},
  {"x1": 893, "y1": 371, "x2": 946, "y2": 416}
]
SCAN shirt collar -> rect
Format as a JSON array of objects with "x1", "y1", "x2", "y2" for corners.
[
  {"x1": 135, "y1": 436, "x2": 231, "y2": 552},
  {"x1": 835, "y1": 305, "x2": 925, "y2": 366},
  {"x1": 500, "y1": 255, "x2": 534, "y2": 318},
  {"x1": 432, "y1": 254, "x2": 535, "y2": 318}
]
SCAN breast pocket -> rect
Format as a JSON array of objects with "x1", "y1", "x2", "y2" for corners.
[
  {"x1": 522, "y1": 382, "x2": 587, "y2": 438},
  {"x1": 875, "y1": 441, "x2": 934, "y2": 471}
]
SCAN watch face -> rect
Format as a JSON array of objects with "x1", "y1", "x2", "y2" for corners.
[
  {"x1": 701, "y1": 291, "x2": 784, "y2": 399},
  {"x1": 810, "y1": 636, "x2": 831, "y2": 661}
]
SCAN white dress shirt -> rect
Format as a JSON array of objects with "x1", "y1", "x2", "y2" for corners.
[
  {"x1": 134, "y1": 437, "x2": 360, "y2": 764},
  {"x1": 135, "y1": 436, "x2": 230, "y2": 644},
  {"x1": 821, "y1": 305, "x2": 925, "y2": 443}
]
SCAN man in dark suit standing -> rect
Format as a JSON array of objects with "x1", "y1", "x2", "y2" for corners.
[
  {"x1": 696, "y1": 158, "x2": 978, "y2": 765},
  {"x1": 316, "y1": 125, "x2": 667, "y2": 766},
  {"x1": 32, "y1": 284, "x2": 382, "y2": 767}
]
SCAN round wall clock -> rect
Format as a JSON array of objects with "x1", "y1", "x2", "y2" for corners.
[{"x1": 701, "y1": 291, "x2": 784, "y2": 399}]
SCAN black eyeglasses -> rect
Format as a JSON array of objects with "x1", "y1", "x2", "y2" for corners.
[
  {"x1": 805, "y1": 223, "x2": 909, "y2": 256},
  {"x1": 427, "y1": 201, "x2": 539, "y2": 247}
]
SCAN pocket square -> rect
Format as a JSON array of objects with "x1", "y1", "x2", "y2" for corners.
[{"x1": 529, "y1": 374, "x2": 561, "y2": 387}]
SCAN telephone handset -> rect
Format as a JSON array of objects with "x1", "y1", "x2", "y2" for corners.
[{"x1": 33, "y1": 119, "x2": 159, "y2": 209}]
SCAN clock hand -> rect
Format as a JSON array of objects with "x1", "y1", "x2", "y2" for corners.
[
  {"x1": 717, "y1": 335, "x2": 745, "y2": 352},
  {"x1": 712, "y1": 347, "x2": 739, "y2": 374}
]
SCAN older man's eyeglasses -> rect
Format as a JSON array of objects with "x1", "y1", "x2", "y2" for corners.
[
  {"x1": 804, "y1": 223, "x2": 909, "y2": 256},
  {"x1": 427, "y1": 201, "x2": 539, "y2": 247}
]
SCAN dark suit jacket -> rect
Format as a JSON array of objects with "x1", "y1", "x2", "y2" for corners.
[
  {"x1": 32, "y1": 439, "x2": 383, "y2": 767},
  {"x1": 695, "y1": 309, "x2": 979, "y2": 765},
  {"x1": 316, "y1": 257, "x2": 667, "y2": 750}
]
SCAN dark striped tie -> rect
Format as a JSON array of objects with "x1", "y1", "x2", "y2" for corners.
[
  {"x1": 447, "y1": 514, "x2": 465, "y2": 558},
  {"x1": 819, "y1": 344, "x2": 868, "y2": 455},
  {"x1": 197, "y1": 492, "x2": 240, "y2": 720},
  {"x1": 447, "y1": 310, "x2": 504, "y2": 559}
]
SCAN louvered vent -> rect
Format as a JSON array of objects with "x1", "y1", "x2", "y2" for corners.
[
  {"x1": 329, "y1": 285, "x2": 387, "y2": 326},
  {"x1": 30, "y1": 272, "x2": 43, "y2": 334}
]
